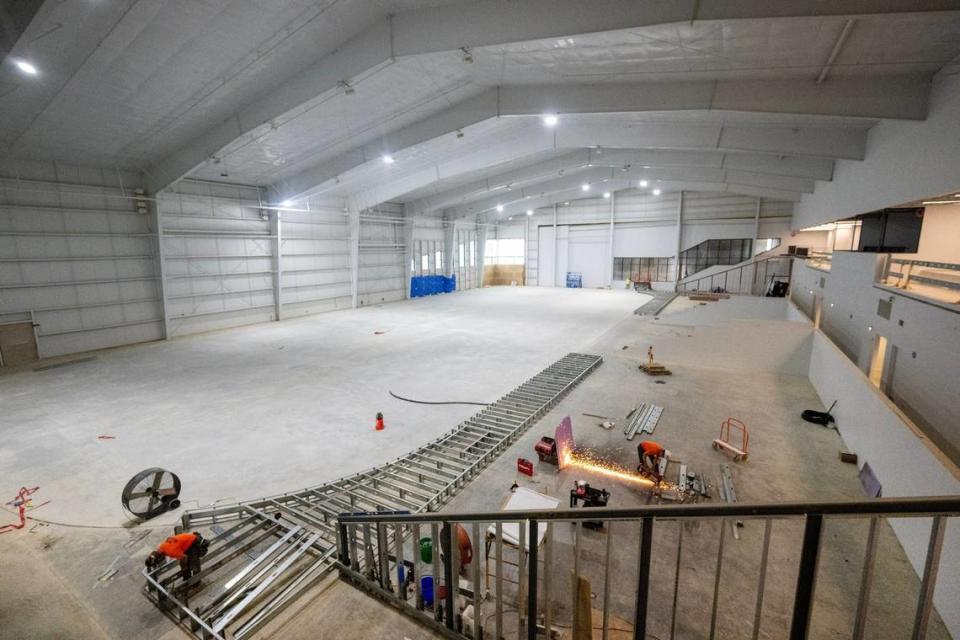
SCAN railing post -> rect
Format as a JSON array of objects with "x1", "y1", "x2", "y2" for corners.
[
  {"x1": 527, "y1": 519, "x2": 538, "y2": 640},
  {"x1": 912, "y1": 515, "x2": 946, "y2": 640},
  {"x1": 442, "y1": 522, "x2": 455, "y2": 630},
  {"x1": 634, "y1": 516, "x2": 654, "y2": 640},
  {"x1": 338, "y1": 522, "x2": 350, "y2": 567},
  {"x1": 789, "y1": 514, "x2": 823, "y2": 640}
]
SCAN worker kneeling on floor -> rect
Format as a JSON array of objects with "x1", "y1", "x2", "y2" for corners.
[
  {"x1": 145, "y1": 531, "x2": 209, "y2": 580},
  {"x1": 637, "y1": 440, "x2": 669, "y2": 482}
]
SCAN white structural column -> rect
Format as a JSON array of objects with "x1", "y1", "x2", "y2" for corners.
[
  {"x1": 608, "y1": 192, "x2": 616, "y2": 285},
  {"x1": 475, "y1": 219, "x2": 488, "y2": 288},
  {"x1": 152, "y1": 193, "x2": 170, "y2": 339},
  {"x1": 674, "y1": 191, "x2": 684, "y2": 284},
  {"x1": 553, "y1": 204, "x2": 559, "y2": 287},
  {"x1": 272, "y1": 209, "x2": 283, "y2": 321},
  {"x1": 348, "y1": 206, "x2": 361, "y2": 308},
  {"x1": 443, "y1": 219, "x2": 456, "y2": 277},
  {"x1": 403, "y1": 217, "x2": 416, "y2": 298}
]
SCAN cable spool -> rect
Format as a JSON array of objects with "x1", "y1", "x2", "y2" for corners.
[{"x1": 121, "y1": 468, "x2": 181, "y2": 520}]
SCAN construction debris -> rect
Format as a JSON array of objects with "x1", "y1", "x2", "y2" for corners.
[
  {"x1": 639, "y1": 362, "x2": 672, "y2": 376},
  {"x1": 582, "y1": 412, "x2": 608, "y2": 420},
  {"x1": 718, "y1": 463, "x2": 741, "y2": 540},
  {"x1": 840, "y1": 451, "x2": 858, "y2": 464},
  {"x1": 624, "y1": 404, "x2": 663, "y2": 440}
]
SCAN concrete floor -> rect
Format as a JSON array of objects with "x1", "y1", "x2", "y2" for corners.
[{"x1": 0, "y1": 288, "x2": 949, "y2": 639}]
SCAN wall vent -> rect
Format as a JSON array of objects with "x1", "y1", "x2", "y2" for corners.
[{"x1": 877, "y1": 298, "x2": 892, "y2": 320}]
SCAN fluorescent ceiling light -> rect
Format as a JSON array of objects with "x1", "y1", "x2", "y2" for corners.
[
  {"x1": 542, "y1": 114, "x2": 558, "y2": 127},
  {"x1": 526, "y1": 209, "x2": 533, "y2": 215},
  {"x1": 14, "y1": 59, "x2": 37, "y2": 75},
  {"x1": 382, "y1": 154, "x2": 395, "y2": 164},
  {"x1": 496, "y1": 204, "x2": 504, "y2": 213},
  {"x1": 603, "y1": 192, "x2": 611, "y2": 199},
  {"x1": 639, "y1": 180, "x2": 648, "y2": 188},
  {"x1": 652, "y1": 188, "x2": 661, "y2": 196},
  {"x1": 581, "y1": 184, "x2": 590, "y2": 192}
]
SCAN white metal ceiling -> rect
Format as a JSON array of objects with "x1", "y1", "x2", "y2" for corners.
[{"x1": 1, "y1": 2, "x2": 959, "y2": 215}]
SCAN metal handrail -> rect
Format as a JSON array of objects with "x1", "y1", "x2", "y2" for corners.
[
  {"x1": 336, "y1": 495, "x2": 959, "y2": 640},
  {"x1": 677, "y1": 255, "x2": 792, "y2": 294},
  {"x1": 339, "y1": 495, "x2": 960, "y2": 523}
]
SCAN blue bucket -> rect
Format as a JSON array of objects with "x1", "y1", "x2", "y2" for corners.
[{"x1": 421, "y1": 575, "x2": 434, "y2": 606}]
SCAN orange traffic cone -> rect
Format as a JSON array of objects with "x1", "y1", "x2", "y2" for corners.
[{"x1": 375, "y1": 412, "x2": 385, "y2": 431}]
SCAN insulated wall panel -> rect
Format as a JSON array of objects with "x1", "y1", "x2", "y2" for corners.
[
  {"x1": 0, "y1": 160, "x2": 163, "y2": 358},
  {"x1": 358, "y1": 204, "x2": 406, "y2": 305},
  {"x1": 280, "y1": 199, "x2": 351, "y2": 318}
]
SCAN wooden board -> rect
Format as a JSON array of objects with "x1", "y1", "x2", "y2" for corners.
[
  {"x1": 483, "y1": 264, "x2": 525, "y2": 286},
  {"x1": 638, "y1": 362, "x2": 672, "y2": 376},
  {"x1": 0, "y1": 321, "x2": 38, "y2": 367}
]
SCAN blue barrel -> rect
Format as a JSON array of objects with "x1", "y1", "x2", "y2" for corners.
[{"x1": 421, "y1": 576, "x2": 434, "y2": 606}]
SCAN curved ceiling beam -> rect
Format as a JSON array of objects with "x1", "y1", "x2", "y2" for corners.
[
  {"x1": 406, "y1": 148, "x2": 832, "y2": 214},
  {"x1": 148, "y1": 0, "x2": 950, "y2": 191}
]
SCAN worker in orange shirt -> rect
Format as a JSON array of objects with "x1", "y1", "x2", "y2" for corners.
[
  {"x1": 145, "y1": 531, "x2": 209, "y2": 580},
  {"x1": 637, "y1": 440, "x2": 669, "y2": 482}
]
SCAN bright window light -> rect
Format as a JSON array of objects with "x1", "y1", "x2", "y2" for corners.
[
  {"x1": 496, "y1": 204, "x2": 504, "y2": 213},
  {"x1": 581, "y1": 183, "x2": 590, "y2": 192},
  {"x1": 382, "y1": 154, "x2": 395, "y2": 164},
  {"x1": 603, "y1": 192, "x2": 611, "y2": 199},
  {"x1": 542, "y1": 114, "x2": 558, "y2": 127},
  {"x1": 14, "y1": 59, "x2": 38, "y2": 76},
  {"x1": 526, "y1": 209, "x2": 533, "y2": 215},
  {"x1": 639, "y1": 180, "x2": 648, "y2": 188},
  {"x1": 652, "y1": 188, "x2": 661, "y2": 196}
]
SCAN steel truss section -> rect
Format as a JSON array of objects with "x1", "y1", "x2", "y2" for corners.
[{"x1": 144, "y1": 352, "x2": 602, "y2": 639}]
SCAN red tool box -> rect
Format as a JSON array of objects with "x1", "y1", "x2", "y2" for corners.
[{"x1": 517, "y1": 457, "x2": 534, "y2": 476}]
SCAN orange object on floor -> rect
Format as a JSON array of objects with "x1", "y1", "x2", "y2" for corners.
[
  {"x1": 375, "y1": 411, "x2": 385, "y2": 431},
  {"x1": 713, "y1": 417, "x2": 749, "y2": 461}
]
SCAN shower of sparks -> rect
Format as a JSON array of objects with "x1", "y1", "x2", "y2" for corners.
[{"x1": 568, "y1": 450, "x2": 656, "y2": 487}]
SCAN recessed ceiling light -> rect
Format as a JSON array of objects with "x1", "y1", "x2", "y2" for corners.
[
  {"x1": 526, "y1": 209, "x2": 533, "y2": 216},
  {"x1": 652, "y1": 188, "x2": 661, "y2": 196},
  {"x1": 542, "y1": 114, "x2": 558, "y2": 127},
  {"x1": 508, "y1": 216, "x2": 513, "y2": 221},
  {"x1": 496, "y1": 204, "x2": 504, "y2": 213},
  {"x1": 639, "y1": 180, "x2": 648, "y2": 188},
  {"x1": 581, "y1": 184, "x2": 590, "y2": 192},
  {"x1": 382, "y1": 154, "x2": 395, "y2": 164},
  {"x1": 603, "y1": 192, "x2": 611, "y2": 199},
  {"x1": 14, "y1": 59, "x2": 38, "y2": 76}
]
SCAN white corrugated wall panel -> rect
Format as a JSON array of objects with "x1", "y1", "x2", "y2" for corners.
[
  {"x1": 359, "y1": 204, "x2": 406, "y2": 305},
  {"x1": 160, "y1": 182, "x2": 276, "y2": 336},
  {"x1": 280, "y1": 200, "x2": 351, "y2": 318},
  {"x1": 0, "y1": 161, "x2": 163, "y2": 358}
]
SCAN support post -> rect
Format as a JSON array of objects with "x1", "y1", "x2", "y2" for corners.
[
  {"x1": 442, "y1": 523, "x2": 455, "y2": 630},
  {"x1": 271, "y1": 208, "x2": 283, "y2": 321},
  {"x1": 912, "y1": 516, "x2": 946, "y2": 640},
  {"x1": 152, "y1": 192, "x2": 170, "y2": 339},
  {"x1": 475, "y1": 218, "x2": 488, "y2": 288},
  {"x1": 634, "y1": 517, "x2": 654, "y2": 640},
  {"x1": 674, "y1": 191, "x2": 684, "y2": 285},
  {"x1": 553, "y1": 203, "x2": 559, "y2": 287},
  {"x1": 527, "y1": 519, "x2": 538, "y2": 640},
  {"x1": 608, "y1": 191, "x2": 616, "y2": 285},
  {"x1": 789, "y1": 514, "x2": 823, "y2": 640},
  {"x1": 404, "y1": 216, "x2": 417, "y2": 298},
  {"x1": 348, "y1": 204, "x2": 360, "y2": 308}
]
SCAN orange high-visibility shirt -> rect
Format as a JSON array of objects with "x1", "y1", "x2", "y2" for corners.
[
  {"x1": 639, "y1": 441, "x2": 665, "y2": 457},
  {"x1": 157, "y1": 533, "x2": 197, "y2": 560}
]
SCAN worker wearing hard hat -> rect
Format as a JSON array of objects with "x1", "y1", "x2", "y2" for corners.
[{"x1": 637, "y1": 440, "x2": 670, "y2": 482}]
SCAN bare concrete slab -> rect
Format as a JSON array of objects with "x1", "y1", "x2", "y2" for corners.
[{"x1": 0, "y1": 287, "x2": 647, "y2": 527}]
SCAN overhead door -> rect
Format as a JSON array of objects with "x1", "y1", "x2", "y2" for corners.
[{"x1": 567, "y1": 226, "x2": 609, "y2": 288}]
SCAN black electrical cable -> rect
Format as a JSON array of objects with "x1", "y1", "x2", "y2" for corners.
[{"x1": 388, "y1": 391, "x2": 490, "y2": 406}]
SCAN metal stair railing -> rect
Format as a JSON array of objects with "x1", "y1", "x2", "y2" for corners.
[
  {"x1": 337, "y1": 496, "x2": 960, "y2": 640},
  {"x1": 677, "y1": 256, "x2": 794, "y2": 296}
]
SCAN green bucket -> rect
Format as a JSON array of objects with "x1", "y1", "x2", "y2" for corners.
[{"x1": 419, "y1": 537, "x2": 433, "y2": 563}]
